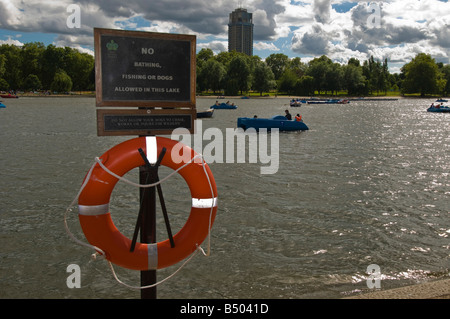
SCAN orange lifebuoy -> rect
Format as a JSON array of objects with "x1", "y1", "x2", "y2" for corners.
[{"x1": 77, "y1": 136, "x2": 218, "y2": 271}]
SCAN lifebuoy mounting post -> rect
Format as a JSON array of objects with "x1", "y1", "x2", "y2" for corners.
[
  {"x1": 131, "y1": 147, "x2": 174, "y2": 253},
  {"x1": 137, "y1": 145, "x2": 162, "y2": 299},
  {"x1": 86, "y1": 29, "x2": 214, "y2": 300}
]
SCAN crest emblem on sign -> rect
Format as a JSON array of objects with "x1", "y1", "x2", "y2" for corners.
[{"x1": 106, "y1": 40, "x2": 119, "y2": 51}]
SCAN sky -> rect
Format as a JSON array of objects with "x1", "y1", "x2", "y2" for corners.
[{"x1": 0, "y1": 0, "x2": 449, "y2": 73}]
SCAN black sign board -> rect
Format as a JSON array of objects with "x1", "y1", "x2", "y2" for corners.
[{"x1": 94, "y1": 28, "x2": 196, "y2": 109}]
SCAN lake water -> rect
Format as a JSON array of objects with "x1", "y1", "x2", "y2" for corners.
[{"x1": 0, "y1": 96, "x2": 448, "y2": 299}]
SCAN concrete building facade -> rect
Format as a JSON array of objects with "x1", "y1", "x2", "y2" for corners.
[{"x1": 228, "y1": 8, "x2": 253, "y2": 56}]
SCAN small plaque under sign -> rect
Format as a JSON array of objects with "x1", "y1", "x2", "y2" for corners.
[{"x1": 97, "y1": 109, "x2": 195, "y2": 136}]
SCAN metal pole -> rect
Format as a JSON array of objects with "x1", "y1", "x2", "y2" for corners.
[{"x1": 139, "y1": 163, "x2": 157, "y2": 299}]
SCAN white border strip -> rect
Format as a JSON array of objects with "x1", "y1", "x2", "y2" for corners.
[
  {"x1": 78, "y1": 203, "x2": 110, "y2": 216},
  {"x1": 147, "y1": 243, "x2": 158, "y2": 270},
  {"x1": 146, "y1": 136, "x2": 157, "y2": 164},
  {"x1": 192, "y1": 197, "x2": 218, "y2": 208}
]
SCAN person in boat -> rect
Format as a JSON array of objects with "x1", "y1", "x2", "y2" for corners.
[
  {"x1": 295, "y1": 113, "x2": 303, "y2": 122},
  {"x1": 226, "y1": 100, "x2": 231, "y2": 105},
  {"x1": 253, "y1": 115, "x2": 258, "y2": 118},
  {"x1": 285, "y1": 110, "x2": 292, "y2": 120},
  {"x1": 215, "y1": 100, "x2": 220, "y2": 106},
  {"x1": 430, "y1": 103, "x2": 435, "y2": 108}
]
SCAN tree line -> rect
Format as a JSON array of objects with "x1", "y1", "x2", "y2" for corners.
[
  {"x1": 0, "y1": 42, "x2": 94, "y2": 93},
  {"x1": 197, "y1": 49, "x2": 450, "y2": 97},
  {"x1": 1, "y1": 42, "x2": 449, "y2": 97}
]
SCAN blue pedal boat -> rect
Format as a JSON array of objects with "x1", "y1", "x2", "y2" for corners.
[
  {"x1": 211, "y1": 102, "x2": 238, "y2": 109},
  {"x1": 427, "y1": 105, "x2": 450, "y2": 113},
  {"x1": 237, "y1": 115, "x2": 309, "y2": 131}
]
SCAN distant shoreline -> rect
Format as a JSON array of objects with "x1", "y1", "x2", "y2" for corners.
[
  {"x1": 14, "y1": 92, "x2": 96, "y2": 98},
  {"x1": 10, "y1": 92, "x2": 448, "y2": 100}
]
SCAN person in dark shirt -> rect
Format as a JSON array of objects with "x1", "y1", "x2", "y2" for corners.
[{"x1": 285, "y1": 109, "x2": 292, "y2": 120}]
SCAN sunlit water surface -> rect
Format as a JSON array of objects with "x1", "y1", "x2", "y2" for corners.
[{"x1": 0, "y1": 96, "x2": 448, "y2": 298}]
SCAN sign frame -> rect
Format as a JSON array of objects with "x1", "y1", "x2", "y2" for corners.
[{"x1": 94, "y1": 28, "x2": 196, "y2": 109}]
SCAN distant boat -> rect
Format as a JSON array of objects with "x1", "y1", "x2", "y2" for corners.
[
  {"x1": 436, "y1": 98, "x2": 448, "y2": 102},
  {"x1": 237, "y1": 115, "x2": 309, "y2": 132},
  {"x1": 211, "y1": 102, "x2": 237, "y2": 109},
  {"x1": 427, "y1": 105, "x2": 450, "y2": 113},
  {"x1": 0, "y1": 94, "x2": 18, "y2": 98},
  {"x1": 290, "y1": 99, "x2": 304, "y2": 107},
  {"x1": 197, "y1": 108, "x2": 214, "y2": 118},
  {"x1": 0, "y1": 101, "x2": 6, "y2": 108}
]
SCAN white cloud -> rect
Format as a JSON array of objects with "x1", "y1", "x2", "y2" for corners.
[
  {"x1": 254, "y1": 41, "x2": 280, "y2": 51},
  {"x1": 0, "y1": 36, "x2": 24, "y2": 46},
  {"x1": 136, "y1": 21, "x2": 193, "y2": 35},
  {"x1": 0, "y1": 0, "x2": 22, "y2": 27},
  {"x1": 289, "y1": 0, "x2": 450, "y2": 66},
  {"x1": 197, "y1": 40, "x2": 227, "y2": 54},
  {"x1": 0, "y1": 0, "x2": 449, "y2": 67}
]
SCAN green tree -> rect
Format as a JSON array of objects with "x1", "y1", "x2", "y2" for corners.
[
  {"x1": 348, "y1": 57, "x2": 361, "y2": 67},
  {"x1": 246, "y1": 55, "x2": 262, "y2": 89},
  {"x1": 23, "y1": 74, "x2": 42, "y2": 91},
  {"x1": 0, "y1": 44, "x2": 22, "y2": 89},
  {"x1": 362, "y1": 56, "x2": 390, "y2": 95},
  {"x1": 343, "y1": 63, "x2": 366, "y2": 95},
  {"x1": 41, "y1": 44, "x2": 65, "y2": 88},
  {"x1": 380, "y1": 58, "x2": 390, "y2": 94},
  {"x1": 196, "y1": 48, "x2": 215, "y2": 93},
  {"x1": 216, "y1": 50, "x2": 241, "y2": 68},
  {"x1": 0, "y1": 78, "x2": 9, "y2": 91},
  {"x1": 225, "y1": 55, "x2": 250, "y2": 95},
  {"x1": 50, "y1": 69, "x2": 72, "y2": 93},
  {"x1": 197, "y1": 48, "x2": 214, "y2": 66},
  {"x1": 288, "y1": 57, "x2": 306, "y2": 78},
  {"x1": 196, "y1": 65, "x2": 207, "y2": 93},
  {"x1": 401, "y1": 53, "x2": 439, "y2": 96},
  {"x1": 0, "y1": 53, "x2": 6, "y2": 90},
  {"x1": 306, "y1": 55, "x2": 332, "y2": 94},
  {"x1": 0, "y1": 42, "x2": 95, "y2": 91},
  {"x1": 390, "y1": 72, "x2": 403, "y2": 93},
  {"x1": 21, "y1": 42, "x2": 45, "y2": 81},
  {"x1": 0, "y1": 54, "x2": 6, "y2": 77},
  {"x1": 440, "y1": 64, "x2": 450, "y2": 96},
  {"x1": 295, "y1": 75, "x2": 314, "y2": 96},
  {"x1": 266, "y1": 53, "x2": 289, "y2": 80},
  {"x1": 202, "y1": 58, "x2": 226, "y2": 94},
  {"x1": 324, "y1": 63, "x2": 343, "y2": 95},
  {"x1": 253, "y1": 61, "x2": 275, "y2": 96},
  {"x1": 64, "y1": 49, "x2": 94, "y2": 91},
  {"x1": 278, "y1": 69, "x2": 298, "y2": 95}
]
